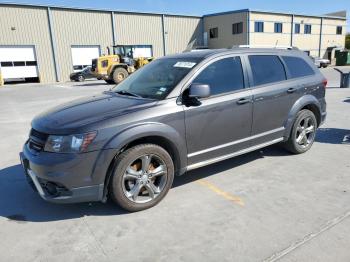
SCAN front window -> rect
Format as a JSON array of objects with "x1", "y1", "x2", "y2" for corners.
[{"x1": 112, "y1": 58, "x2": 202, "y2": 100}]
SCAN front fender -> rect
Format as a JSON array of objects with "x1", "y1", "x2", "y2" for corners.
[
  {"x1": 103, "y1": 122, "x2": 187, "y2": 172},
  {"x1": 283, "y1": 95, "x2": 321, "y2": 139}
]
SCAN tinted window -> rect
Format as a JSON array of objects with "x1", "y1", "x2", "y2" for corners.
[
  {"x1": 209, "y1": 28, "x2": 218, "y2": 39},
  {"x1": 1, "y1": 61, "x2": 13, "y2": 67},
  {"x1": 232, "y1": 22, "x2": 243, "y2": 34},
  {"x1": 193, "y1": 57, "x2": 244, "y2": 96},
  {"x1": 255, "y1": 22, "x2": 264, "y2": 32},
  {"x1": 304, "y1": 24, "x2": 312, "y2": 34},
  {"x1": 13, "y1": 61, "x2": 25, "y2": 66},
  {"x1": 249, "y1": 55, "x2": 286, "y2": 86},
  {"x1": 282, "y1": 56, "x2": 315, "y2": 78},
  {"x1": 274, "y1": 23, "x2": 283, "y2": 33},
  {"x1": 26, "y1": 61, "x2": 37, "y2": 66},
  {"x1": 336, "y1": 26, "x2": 342, "y2": 35},
  {"x1": 295, "y1": 24, "x2": 300, "y2": 34}
]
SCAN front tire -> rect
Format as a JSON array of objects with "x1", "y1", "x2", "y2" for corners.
[
  {"x1": 284, "y1": 109, "x2": 317, "y2": 154},
  {"x1": 109, "y1": 144, "x2": 174, "y2": 212}
]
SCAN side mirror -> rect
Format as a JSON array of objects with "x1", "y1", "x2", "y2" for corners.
[{"x1": 188, "y1": 83, "x2": 210, "y2": 99}]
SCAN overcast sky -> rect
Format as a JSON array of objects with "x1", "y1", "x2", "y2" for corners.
[{"x1": 1, "y1": 0, "x2": 349, "y2": 32}]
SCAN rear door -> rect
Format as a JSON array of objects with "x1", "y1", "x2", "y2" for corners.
[
  {"x1": 183, "y1": 56, "x2": 253, "y2": 166},
  {"x1": 246, "y1": 54, "x2": 303, "y2": 145}
]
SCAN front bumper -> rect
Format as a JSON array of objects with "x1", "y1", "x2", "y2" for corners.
[{"x1": 19, "y1": 143, "x2": 115, "y2": 203}]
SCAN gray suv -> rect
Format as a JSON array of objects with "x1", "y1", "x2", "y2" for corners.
[{"x1": 20, "y1": 48, "x2": 327, "y2": 211}]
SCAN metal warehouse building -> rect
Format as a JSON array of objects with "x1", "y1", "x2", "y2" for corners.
[
  {"x1": 0, "y1": 3, "x2": 347, "y2": 84},
  {"x1": 0, "y1": 3, "x2": 202, "y2": 83},
  {"x1": 204, "y1": 9, "x2": 347, "y2": 61}
]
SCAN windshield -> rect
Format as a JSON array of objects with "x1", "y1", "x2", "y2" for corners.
[{"x1": 112, "y1": 57, "x2": 202, "y2": 100}]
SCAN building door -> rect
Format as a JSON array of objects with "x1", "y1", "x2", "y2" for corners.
[
  {"x1": 71, "y1": 46, "x2": 100, "y2": 72},
  {"x1": 0, "y1": 46, "x2": 39, "y2": 83}
]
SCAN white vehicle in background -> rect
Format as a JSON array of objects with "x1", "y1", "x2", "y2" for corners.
[{"x1": 310, "y1": 56, "x2": 331, "y2": 68}]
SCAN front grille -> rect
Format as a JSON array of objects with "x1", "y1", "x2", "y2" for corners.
[
  {"x1": 28, "y1": 129, "x2": 48, "y2": 152},
  {"x1": 30, "y1": 129, "x2": 48, "y2": 141}
]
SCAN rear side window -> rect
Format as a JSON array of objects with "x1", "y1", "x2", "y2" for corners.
[
  {"x1": 282, "y1": 56, "x2": 315, "y2": 78},
  {"x1": 194, "y1": 57, "x2": 244, "y2": 96},
  {"x1": 248, "y1": 55, "x2": 286, "y2": 86}
]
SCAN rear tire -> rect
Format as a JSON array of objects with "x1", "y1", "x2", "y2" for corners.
[
  {"x1": 109, "y1": 144, "x2": 174, "y2": 212},
  {"x1": 112, "y1": 67, "x2": 129, "y2": 84},
  {"x1": 284, "y1": 109, "x2": 317, "y2": 154}
]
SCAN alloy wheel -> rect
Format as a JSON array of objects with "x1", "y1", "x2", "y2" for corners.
[
  {"x1": 122, "y1": 154, "x2": 167, "y2": 204},
  {"x1": 295, "y1": 116, "x2": 316, "y2": 148}
]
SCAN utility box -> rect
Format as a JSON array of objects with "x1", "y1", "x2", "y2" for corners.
[{"x1": 335, "y1": 51, "x2": 350, "y2": 66}]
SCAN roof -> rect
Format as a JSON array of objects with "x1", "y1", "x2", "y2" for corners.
[
  {"x1": 204, "y1": 8, "x2": 347, "y2": 20},
  {"x1": 161, "y1": 47, "x2": 305, "y2": 60},
  {"x1": 0, "y1": 1, "x2": 201, "y2": 18},
  {"x1": 0, "y1": 2, "x2": 346, "y2": 21}
]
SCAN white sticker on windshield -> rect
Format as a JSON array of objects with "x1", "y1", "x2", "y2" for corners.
[{"x1": 174, "y1": 62, "x2": 196, "y2": 68}]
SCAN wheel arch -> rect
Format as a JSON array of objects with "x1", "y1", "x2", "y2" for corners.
[
  {"x1": 284, "y1": 95, "x2": 322, "y2": 139},
  {"x1": 100, "y1": 123, "x2": 187, "y2": 201}
]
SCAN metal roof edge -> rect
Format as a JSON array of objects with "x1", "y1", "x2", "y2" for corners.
[
  {"x1": 203, "y1": 9, "x2": 250, "y2": 17},
  {"x1": 0, "y1": 1, "x2": 202, "y2": 18}
]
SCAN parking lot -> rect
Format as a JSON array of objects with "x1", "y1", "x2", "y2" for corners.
[{"x1": 0, "y1": 67, "x2": 350, "y2": 262}]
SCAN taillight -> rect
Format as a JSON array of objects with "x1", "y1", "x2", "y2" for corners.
[{"x1": 322, "y1": 79, "x2": 328, "y2": 87}]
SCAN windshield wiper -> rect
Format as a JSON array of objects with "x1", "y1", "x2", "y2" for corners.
[{"x1": 115, "y1": 90, "x2": 142, "y2": 98}]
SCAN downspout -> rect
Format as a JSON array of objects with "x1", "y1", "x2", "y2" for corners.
[
  {"x1": 290, "y1": 14, "x2": 294, "y2": 47},
  {"x1": 161, "y1": 14, "x2": 167, "y2": 56},
  {"x1": 111, "y1": 11, "x2": 117, "y2": 46},
  {"x1": 247, "y1": 10, "x2": 250, "y2": 45},
  {"x1": 319, "y1": 17, "x2": 323, "y2": 57},
  {"x1": 47, "y1": 7, "x2": 60, "y2": 82}
]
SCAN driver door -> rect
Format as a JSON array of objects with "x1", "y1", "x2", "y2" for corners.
[{"x1": 183, "y1": 56, "x2": 253, "y2": 167}]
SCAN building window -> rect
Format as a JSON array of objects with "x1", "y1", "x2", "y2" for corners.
[
  {"x1": 304, "y1": 24, "x2": 312, "y2": 34},
  {"x1": 274, "y1": 23, "x2": 283, "y2": 33},
  {"x1": 254, "y1": 22, "x2": 264, "y2": 32},
  {"x1": 295, "y1": 23, "x2": 300, "y2": 34},
  {"x1": 336, "y1": 26, "x2": 343, "y2": 35},
  {"x1": 209, "y1": 27, "x2": 218, "y2": 39},
  {"x1": 232, "y1": 22, "x2": 243, "y2": 34}
]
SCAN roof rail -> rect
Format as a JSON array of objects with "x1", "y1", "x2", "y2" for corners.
[{"x1": 231, "y1": 45, "x2": 299, "y2": 50}]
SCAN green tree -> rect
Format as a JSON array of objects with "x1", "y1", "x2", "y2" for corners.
[{"x1": 346, "y1": 33, "x2": 350, "y2": 49}]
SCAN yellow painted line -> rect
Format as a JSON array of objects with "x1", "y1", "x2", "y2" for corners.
[{"x1": 197, "y1": 179, "x2": 244, "y2": 207}]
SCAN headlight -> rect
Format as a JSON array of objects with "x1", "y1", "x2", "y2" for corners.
[{"x1": 44, "y1": 131, "x2": 97, "y2": 153}]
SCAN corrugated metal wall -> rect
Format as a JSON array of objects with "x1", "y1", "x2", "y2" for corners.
[
  {"x1": 164, "y1": 15, "x2": 202, "y2": 54},
  {"x1": 0, "y1": 5, "x2": 56, "y2": 83},
  {"x1": 114, "y1": 13, "x2": 164, "y2": 57},
  {"x1": 51, "y1": 9, "x2": 114, "y2": 81}
]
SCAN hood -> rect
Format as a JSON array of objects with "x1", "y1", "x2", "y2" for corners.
[{"x1": 32, "y1": 92, "x2": 157, "y2": 134}]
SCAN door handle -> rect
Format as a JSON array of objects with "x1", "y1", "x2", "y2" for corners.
[
  {"x1": 237, "y1": 98, "x2": 251, "y2": 105},
  {"x1": 287, "y1": 88, "x2": 297, "y2": 93}
]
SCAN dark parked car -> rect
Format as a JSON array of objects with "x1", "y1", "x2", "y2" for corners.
[
  {"x1": 20, "y1": 48, "x2": 327, "y2": 211},
  {"x1": 70, "y1": 66, "x2": 96, "y2": 82}
]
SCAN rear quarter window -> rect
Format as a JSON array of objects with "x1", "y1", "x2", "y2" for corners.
[
  {"x1": 282, "y1": 56, "x2": 315, "y2": 78},
  {"x1": 248, "y1": 55, "x2": 286, "y2": 86}
]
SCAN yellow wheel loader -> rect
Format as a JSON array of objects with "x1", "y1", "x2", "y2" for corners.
[{"x1": 91, "y1": 45, "x2": 153, "y2": 84}]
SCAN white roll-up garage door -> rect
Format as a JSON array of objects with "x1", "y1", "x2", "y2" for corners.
[
  {"x1": 71, "y1": 46, "x2": 100, "y2": 72},
  {"x1": 0, "y1": 46, "x2": 39, "y2": 82}
]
